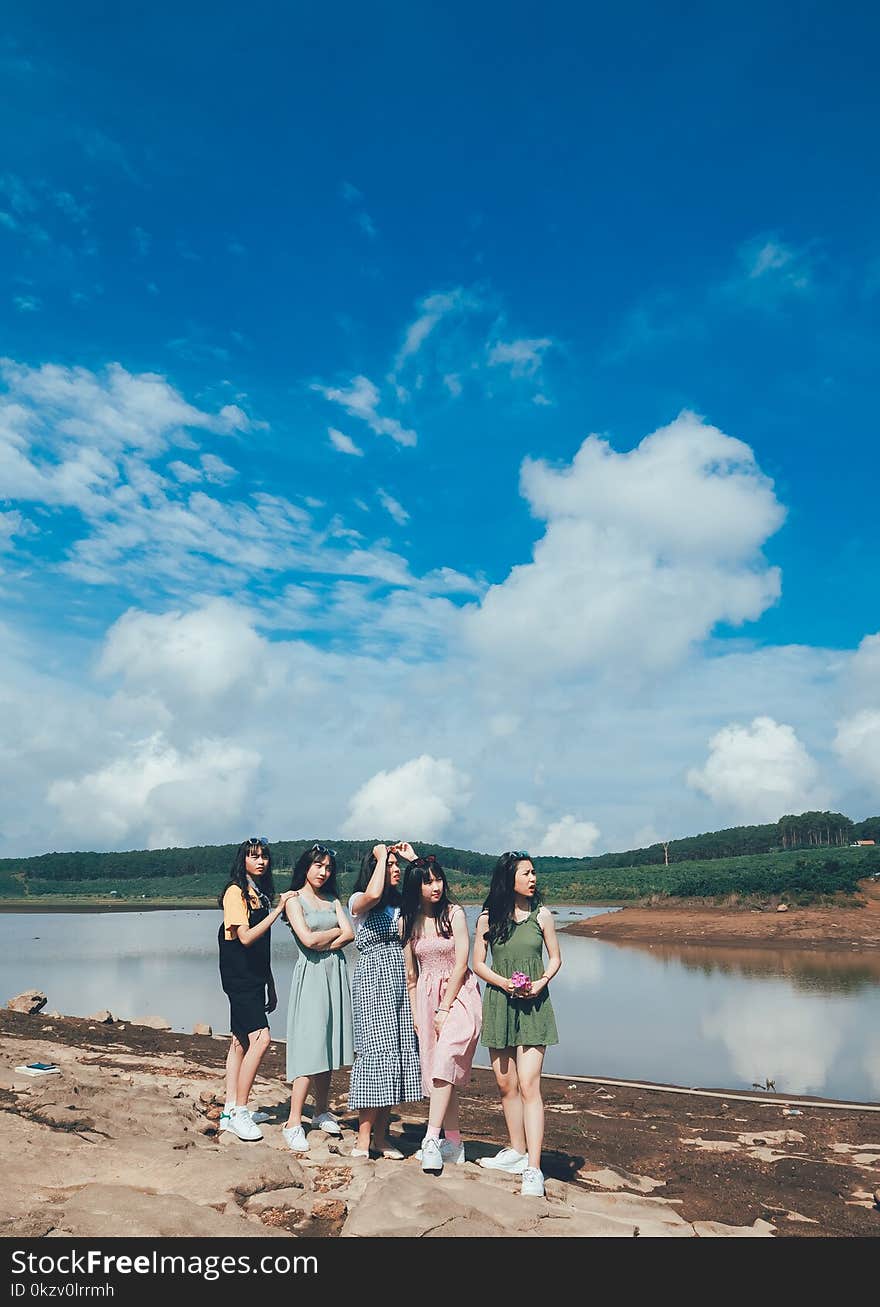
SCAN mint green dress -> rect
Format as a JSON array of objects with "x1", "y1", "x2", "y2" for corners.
[
  {"x1": 285, "y1": 898, "x2": 354, "y2": 1080},
  {"x1": 480, "y1": 907, "x2": 559, "y2": 1049}
]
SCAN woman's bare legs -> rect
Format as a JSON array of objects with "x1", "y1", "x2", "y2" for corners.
[
  {"x1": 516, "y1": 1045, "x2": 546, "y2": 1169},
  {"x1": 428, "y1": 1079, "x2": 454, "y2": 1131},
  {"x1": 286, "y1": 1074, "x2": 311, "y2": 1128},
  {"x1": 235, "y1": 1027, "x2": 271, "y2": 1108},
  {"x1": 225, "y1": 1036, "x2": 244, "y2": 1105},
  {"x1": 489, "y1": 1047, "x2": 527, "y2": 1155},
  {"x1": 356, "y1": 1105, "x2": 392, "y2": 1152}
]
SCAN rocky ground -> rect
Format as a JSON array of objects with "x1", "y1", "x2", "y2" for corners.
[
  {"x1": 569, "y1": 879, "x2": 880, "y2": 952},
  {"x1": 1, "y1": 1008, "x2": 878, "y2": 1238}
]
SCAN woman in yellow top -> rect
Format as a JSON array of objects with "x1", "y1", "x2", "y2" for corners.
[{"x1": 218, "y1": 837, "x2": 292, "y2": 1141}]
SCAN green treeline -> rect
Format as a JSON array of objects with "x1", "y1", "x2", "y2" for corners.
[
  {"x1": 0, "y1": 824, "x2": 877, "y2": 904},
  {"x1": 3, "y1": 811, "x2": 876, "y2": 888}
]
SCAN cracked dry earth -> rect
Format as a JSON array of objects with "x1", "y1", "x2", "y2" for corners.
[{"x1": 1, "y1": 1010, "x2": 878, "y2": 1238}]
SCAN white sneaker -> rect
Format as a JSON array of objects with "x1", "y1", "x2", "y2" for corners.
[
  {"x1": 420, "y1": 1136, "x2": 444, "y2": 1174},
  {"x1": 521, "y1": 1166, "x2": 545, "y2": 1197},
  {"x1": 415, "y1": 1138, "x2": 466, "y2": 1164},
  {"x1": 439, "y1": 1139, "x2": 466, "y2": 1165},
  {"x1": 312, "y1": 1111, "x2": 342, "y2": 1136},
  {"x1": 282, "y1": 1124, "x2": 309, "y2": 1152},
  {"x1": 478, "y1": 1147, "x2": 528, "y2": 1173},
  {"x1": 226, "y1": 1106, "x2": 263, "y2": 1141}
]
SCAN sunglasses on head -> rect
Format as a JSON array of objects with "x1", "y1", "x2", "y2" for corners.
[
  {"x1": 310, "y1": 842, "x2": 337, "y2": 859},
  {"x1": 246, "y1": 838, "x2": 269, "y2": 849},
  {"x1": 510, "y1": 850, "x2": 531, "y2": 860}
]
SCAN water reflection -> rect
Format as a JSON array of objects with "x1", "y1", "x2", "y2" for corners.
[
  {"x1": 608, "y1": 939, "x2": 880, "y2": 994},
  {"x1": 701, "y1": 991, "x2": 846, "y2": 1096},
  {"x1": 2, "y1": 907, "x2": 878, "y2": 1102}
]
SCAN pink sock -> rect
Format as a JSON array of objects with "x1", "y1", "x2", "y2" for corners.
[
  {"x1": 426, "y1": 1126, "x2": 441, "y2": 1140},
  {"x1": 445, "y1": 1131, "x2": 462, "y2": 1144}
]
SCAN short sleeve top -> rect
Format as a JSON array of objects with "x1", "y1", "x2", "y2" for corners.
[
  {"x1": 347, "y1": 893, "x2": 400, "y2": 928},
  {"x1": 223, "y1": 884, "x2": 263, "y2": 941}
]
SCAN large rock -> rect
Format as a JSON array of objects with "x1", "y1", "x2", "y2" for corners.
[
  {"x1": 131, "y1": 1015, "x2": 171, "y2": 1030},
  {"x1": 48, "y1": 1183, "x2": 287, "y2": 1239},
  {"x1": 192, "y1": 1023, "x2": 212, "y2": 1036},
  {"x1": 7, "y1": 990, "x2": 47, "y2": 1014}
]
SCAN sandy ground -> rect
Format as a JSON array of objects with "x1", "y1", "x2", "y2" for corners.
[
  {"x1": 566, "y1": 879, "x2": 880, "y2": 952},
  {"x1": 1, "y1": 1009, "x2": 878, "y2": 1238}
]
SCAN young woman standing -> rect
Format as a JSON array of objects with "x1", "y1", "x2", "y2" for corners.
[
  {"x1": 217, "y1": 838, "x2": 292, "y2": 1141},
  {"x1": 347, "y1": 842, "x2": 422, "y2": 1158},
  {"x1": 472, "y1": 852, "x2": 561, "y2": 1196},
  {"x1": 401, "y1": 856, "x2": 482, "y2": 1173},
  {"x1": 282, "y1": 843, "x2": 354, "y2": 1152}
]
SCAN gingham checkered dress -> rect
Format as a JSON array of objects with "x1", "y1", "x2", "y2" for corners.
[{"x1": 347, "y1": 901, "x2": 422, "y2": 1109}]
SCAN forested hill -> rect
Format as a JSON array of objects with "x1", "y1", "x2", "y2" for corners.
[{"x1": 1, "y1": 811, "x2": 878, "y2": 886}]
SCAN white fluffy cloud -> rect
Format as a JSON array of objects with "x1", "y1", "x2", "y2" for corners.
[
  {"x1": 312, "y1": 375, "x2": 417, "y2": 447},
  {"x1": 377, "y1": 488, "x2": 409, "y2": 525},
  {"x1": 508, "y1": 802, "x2": 602, "y2": 856},
  {"x1": 831, "y1": 631, "x2": 880, "y2": 791},
  {"x1": 487, "y1": 337, "x2": 553, "y2": 378},
  {"x1": 47, "y1": 734, "x2": 260, "y2": 850},
  {"x1": 1, "y1": 352, "x2": 872, "y2": 858},
  {"x1": 534, "y1": 816, "x2": 602, "y2": 857},
  {"x1": 465, "y1": 412, "x2": 784, "y2": 679},
  {"x1": 834, "y1": 711, "x2": 880, "y2": 788},
  {"x1": 328, "y1": 427, "x2": 363, "y2": 457},
  {"x1": 342, "y1": 755, "x2": 471, "y2": 842},
  {"x1": 99, "y1": 598, "x2": 278, "y2": 707},
  {"x1": 687, "y1": 716, "x2": 825, "y2": 821}
]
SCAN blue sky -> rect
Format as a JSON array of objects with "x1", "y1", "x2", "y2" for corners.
[{"x1": 1, "y1": 4, "x2": 879, "y2": 856}]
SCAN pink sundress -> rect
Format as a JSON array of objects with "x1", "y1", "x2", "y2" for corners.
[{"x1": 410, "y1": 911, "x2": 482, "y2": 1096}]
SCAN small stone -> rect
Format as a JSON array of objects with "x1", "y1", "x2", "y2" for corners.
[
  {"x1": 199, "y1": 1089, "x2": 220, "y2": 1106},
  {"x1": 87, "y1": 1009, "x2": 114, "y2": 1023},
  {"x1": 206, "y1": 1105, "x2": 222, "y2": 1121},
  {"x1": 131, "y1": 1015, "x2": 171, "y2": 1030},
  {"x1": 873, "y1": 1188, "x2": 880, "y2": 1209},
  {"x1": 192, "y1": 1023, "x2": 212, "y2": 1036},
  {"x1": 7, "y1": 990, "x2": 47, "y2": 1014},
  {"x1": 44, "y1": 1011, "x2": 62, "y2": 1019},
  {"x1": 776, "y1": 903, "x2": 789, "y2": 913}
]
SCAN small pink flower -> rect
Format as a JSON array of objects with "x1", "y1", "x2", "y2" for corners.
[{"x1": 511, "y1": 970, "x2": 532, "y2": 995}]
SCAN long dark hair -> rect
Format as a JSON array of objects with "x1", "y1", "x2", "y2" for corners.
[
  {"x1": 217, "y1": 839, "x2": 275, "y2": 911},
  {"x1": 400, "y1": 856, "x2": 454, "y2": 944},
  {"x1": 289, "y1": 844, "x2": 340, "y2": 898},
  {"x1": 482, "y1": 851, "x2": 542, "y2": 945},
  {"x1": 353, "y1": 846, "x2": 401, "y2": 910}
]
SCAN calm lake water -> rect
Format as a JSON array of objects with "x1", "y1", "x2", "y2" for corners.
[{"x1": 3, "y1": 905, "x2": 879, "y2": 1103}]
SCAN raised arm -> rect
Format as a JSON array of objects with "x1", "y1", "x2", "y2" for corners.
[
  {"x1": 471, "y1": 910, "x2": 514, "y2": 994},
  {"x1": 527, "y1": 906, "x2": 562, "y2": 997},
  {"x1": 349, "y1": 844, "x2": 388, "y2": 916}
]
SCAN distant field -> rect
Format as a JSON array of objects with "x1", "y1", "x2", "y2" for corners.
[{"x1": 1, "y1": 844, "x2": 876, "y2": 907}]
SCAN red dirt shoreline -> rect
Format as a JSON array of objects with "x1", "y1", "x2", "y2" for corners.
[{"x1": 565, "y1": 879, "x2": 880, "y2": 952}]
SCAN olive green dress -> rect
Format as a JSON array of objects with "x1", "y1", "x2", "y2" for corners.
[{"x1": 480, "y1": 907, "x2": 559, "y2": 1049}]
